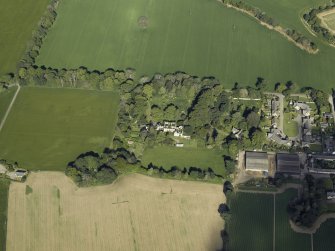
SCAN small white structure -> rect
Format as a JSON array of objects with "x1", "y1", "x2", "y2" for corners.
[
  {"x1": 155, "y1": 121, "x2": 191, "y2": 139},
  {"x1": 327, "y1": 192, "x2": 335, "y2": 200},
  {"x1": 175, "y1": 143, "x2": 184, "y2": 147}
]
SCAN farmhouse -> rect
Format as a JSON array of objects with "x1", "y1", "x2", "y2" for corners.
[
  {"x1": 245, "y1": 151, "x2": 269, "y2": 172},
  {"x1": 276, "y1": 153, "x2": 300, "y2": 174}
]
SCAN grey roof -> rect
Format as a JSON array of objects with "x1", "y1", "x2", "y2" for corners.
[
  {"x1": 276, "y1": 153, "x2": 300, "y2": 174},
  {"x1": 313, "y1": 155, "x2": 335, "y2": 161},
  {"x1": 245, "y1": 152, "x2": 269, "y2": 171}
]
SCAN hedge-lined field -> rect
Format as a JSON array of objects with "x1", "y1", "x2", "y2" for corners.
[
  {"x1": 0, "y1": 0, "x2": 50, "y2": 75},
  {"x1": 226, "y1": 192, "x2": 274, "y2": 251},
  {"x1": 36, "y1": 0, "x2": 335, "y2": 90},
  {"x1": 141, "y1": 146, "x2": 227, "y2": 176},
  {"x1": 0, "y1": 87, "x2": 119, "y2": 171}
]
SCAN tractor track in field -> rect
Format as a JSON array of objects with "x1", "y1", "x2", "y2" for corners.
[{"x1": 0, "y1": 84, "x2": 20, "y2": 133}]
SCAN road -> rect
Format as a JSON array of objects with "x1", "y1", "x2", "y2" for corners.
[{"x1": 0, "y1": 84, "x2": 20, "y2": 132}]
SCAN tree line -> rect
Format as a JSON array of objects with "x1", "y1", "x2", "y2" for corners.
[
  {"x1": 303, "y1": 1, "x2": 335, "y2": 46},
  {"x1": 222, "y1": 0, "x2": 317, "y2": 52}
]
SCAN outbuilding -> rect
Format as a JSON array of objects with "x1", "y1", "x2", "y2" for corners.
[
  {"x1": 245, "y1": 151, "x2": 269, "y2": 172},
  {"x1": 276, "y1": 153, "x2": 300, "y2": 174}
]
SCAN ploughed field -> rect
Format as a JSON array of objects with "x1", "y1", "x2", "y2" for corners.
[
  {"x1": 36, "y1": 0, "x2": 335, "y2": 90},
  {"x1": 0, "y1": 87, "x2": 119, "y2": 171},
  {"x1": 6, "y1": 172, "x2": 224, "y2": 251},
  {"x1": 0, "y1": 0, "x2": 50, "y2": 75},
  {"x1": 0, "y1": 179, "x2": 10, "y2": 251}
]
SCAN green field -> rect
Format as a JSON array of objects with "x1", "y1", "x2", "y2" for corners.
[
  {"x1": 314, "y1": 219, "x2": 335, "y2": 251},
  {"x1": 36, "y1": 0, "x2": 335, "y2": 90},
  {"x1": 284, "y1": 113, "x2": 299, "y2": 137},
  {"x1": 226, "y1": 192, "x2": 274, "y2": 251},
  {"x1": 0, "y1": 87, "x2": 119, "y2": 171},
  {"x1": 275, "y1": 189, "x2": 311, "y2": 251},
  {"x1": 0, "y1": 179, "x2": 10, "y2": 251},
  {"x1": 0, "y1": 0, "x2": 50, "y2": 75},
  {"x1": 0, "y1": 86, "x2": 17, "y2": 122},
  {"x1": 141, "y1": 146, "x2": 226, "y2": 175}
]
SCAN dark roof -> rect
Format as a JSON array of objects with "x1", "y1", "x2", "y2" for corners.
[
  {"x1": 245, "y1": 152, "x2": 269, "y2": 171},
  {"x1": 313, "y1": 155, "x2": 335, "y2": 161},
  {"x1": 276, "y1": 153, "x2": 300, "y2": 174}
]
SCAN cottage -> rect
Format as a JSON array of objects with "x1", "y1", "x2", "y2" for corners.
[{"x1": 175, "y1": 143, "x2": 184, "y2": 148}]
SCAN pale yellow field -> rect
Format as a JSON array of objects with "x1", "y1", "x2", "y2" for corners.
[
  {"x1": 6, "y1": 172, "x2": 224, "y2": 251},
  {"x1": 318, "y1": 9, "x2": 335, "y2": 34}
]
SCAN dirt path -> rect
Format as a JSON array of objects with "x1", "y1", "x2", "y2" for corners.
[
  {"x1": 290, "y1": 213, "x2": 335, "y2": 234},
  {"x1": 0, "y1": 84, "x2": 20, "y2": 133}
]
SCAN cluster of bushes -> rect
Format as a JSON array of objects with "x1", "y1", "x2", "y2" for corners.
[
  {"x1": 223, "y1": 0, "x2": 317, "y2": 52},
  {"x1": 288, "y1": 175, "x2": 326, "y2": 227},
  {"x1": 19, "y1": 0, "x2": 59, "y2": 69},
  {"x1": 303, "y1": 1, "x2": 335, "y2": 46},
  {"x1": 314, "y1": 159, "x2": 335, "y2": 169},
  {"x1": 65, "y1": 148, "x2": 223, "y2": 186}
]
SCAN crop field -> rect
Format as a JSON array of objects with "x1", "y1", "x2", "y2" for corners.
[
  {"x1": 275, "y1": 189, "x2": 311, "y2": 251},
  {"x1": 36, "y1": 0, "x2": 335, "y2": 90},
  {"x1": 0, "y1": 86, "x2": 17, "y2": 123},
  {"x1": 0, "y1": 0, "x2": 50, "y2": 75},
  {"x1": 141, "y1": 146, "x2": 226, "y2": 176},
  {"x1": 0, "y1": 87, "x2": 119, "y2": 171},
  {"x1": 226, "y1": 192, "x2": 274, "y2": 251},
  {"x1": 6, "y1": 172, "x2": 224, "y2": 251},
  {"x1": 0, "y1": 179, "x2": 10, "y2": 251},
  {"x1": 227, "y1": 189, "x2": 335, "y2": 251},
  {"x1": 314, "y1": 219, "x2": 335, "y2": 251}
]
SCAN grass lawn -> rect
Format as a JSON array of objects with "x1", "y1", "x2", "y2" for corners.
[
  {"x1": 0, "y1": 86, "x2": 17, "y2": 122},
  {"x1": 0, "y1": 0, "x2": 50, "y2": 75},
  {"x1": 284, "y1": 113, "x2": 299, "y2": 137},
  {"x1": 0, "y1": 178, "x2": 10, "y2": 251},
  {"x1": 226, "y1": 192, "x2": 274, "y2": 251},
  {"x1": 314, "y1": 219, "x2": 335, "y2": 251},
  {"x1": 141, "y1": 146, "x2": 226, "y2": 176},
  {"x1": 0, "y1": 87, "x2": 119, "y2": 171},
  {"x1": 309, "y1": 143, "x2": 322, "y2": 153},
  {"x1": 275, "y1": 189, "x2": 311, "y2": 251},
  {"x1": 36, "y1": 0, "x2": 335, "y2": 91}
]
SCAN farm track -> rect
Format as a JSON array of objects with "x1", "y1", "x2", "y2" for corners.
[{"x1": 0, "y1": 84, "x2": 20, "y2": 133}]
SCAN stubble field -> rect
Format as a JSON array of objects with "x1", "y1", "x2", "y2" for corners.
[{"x1": 6, "y1": 172, "x2": 224, "y2": 251}]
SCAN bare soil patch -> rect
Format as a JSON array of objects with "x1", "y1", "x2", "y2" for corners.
[{"x1": 6, "y1": 172, "x2": 224, "y2": 251}]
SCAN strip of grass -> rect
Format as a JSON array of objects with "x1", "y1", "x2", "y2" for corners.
[
  {"x1": 0, "y1": 86, "x2": 17, "y2": 123},
  {"x1": 226, "y1": 192, "x2": 274, "y2": 251},
  {"x1": 37, "y1": 0, "x2": 335, "y2": 91},
  {"x1": 141, "y1": 146, "x2": 226, "y2": 176},
  {"x1": 0, "y1": 178, "x2": 10, "y2": 251},
  {"x1": 284, "y1": 113, "x2": 298, "y2": 137},
  {"x1": 0, "y1": 0, "x2": 50, "y2": 75},
  {"x1": 275, "y1": 189, "x2": 311, "y2": 251},
  {"x1": 0, "y1": 87, "x2": 119, "y2": 171},
  {"x1": 314, "y1": 219, "x2": 335, "y2": 251}
]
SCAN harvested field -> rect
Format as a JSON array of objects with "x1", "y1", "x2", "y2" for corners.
[{"x1": 6, "y1": 172, "x2": 224, "y2": 251}]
